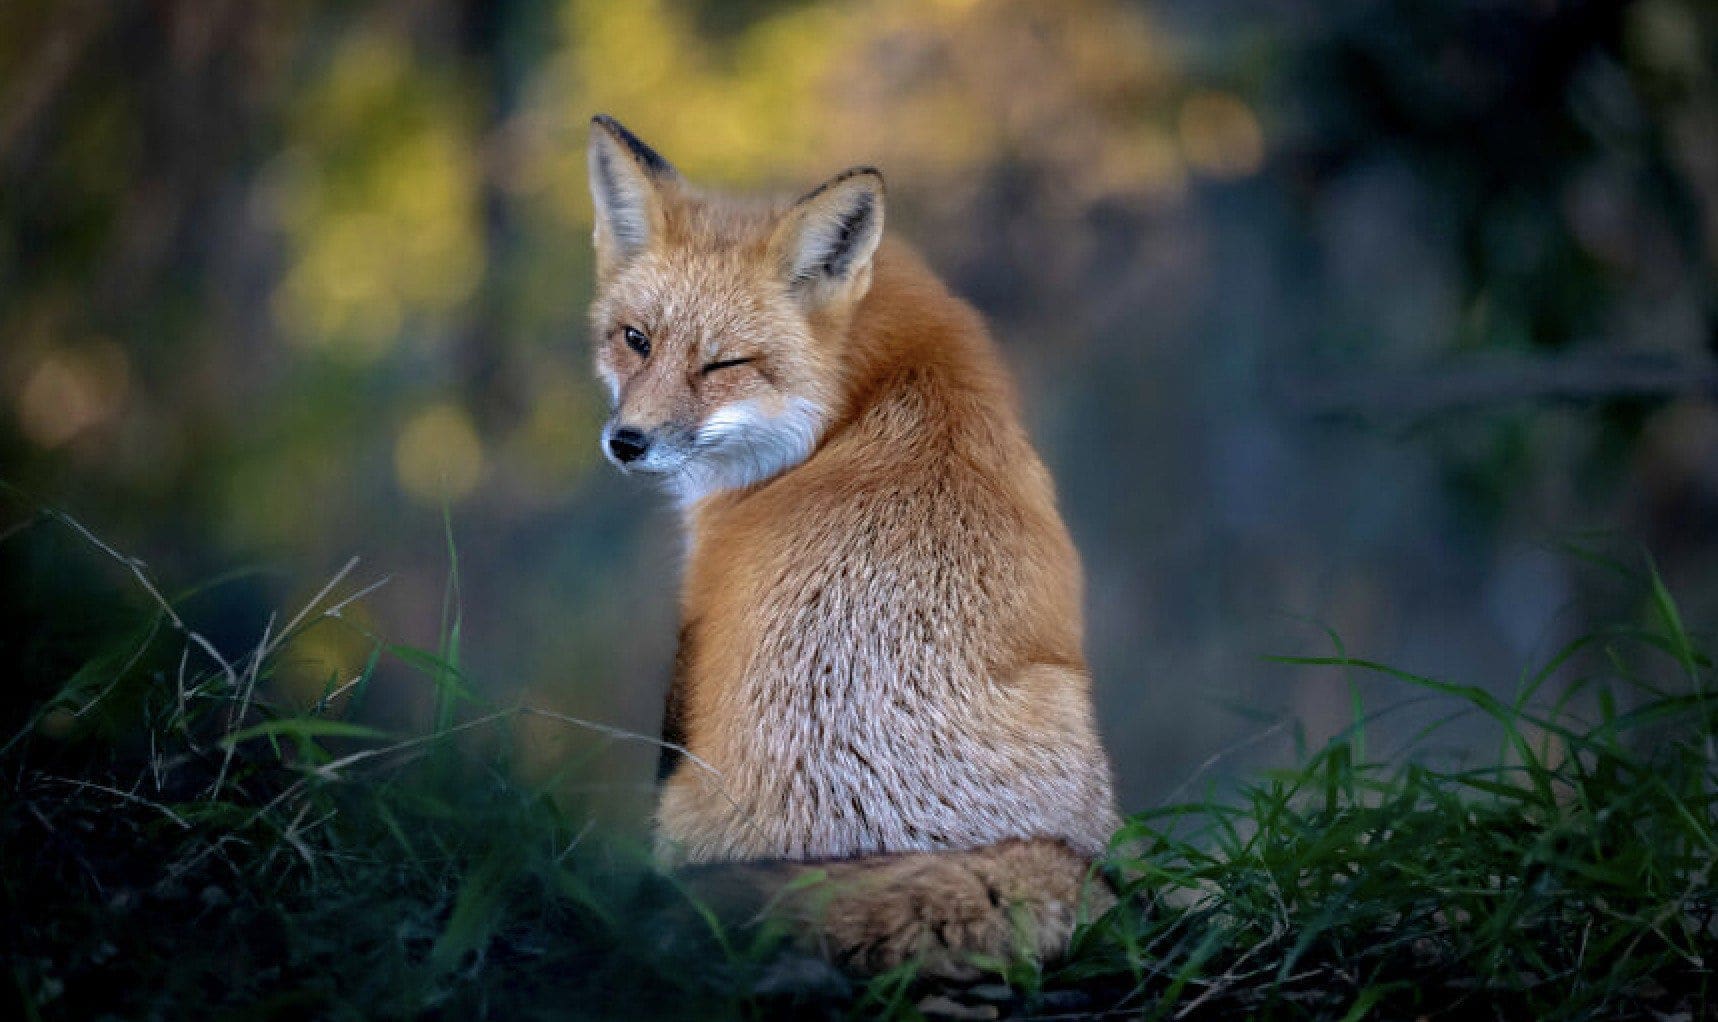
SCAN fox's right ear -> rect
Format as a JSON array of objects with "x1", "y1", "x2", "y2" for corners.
[{"x1": 587, "y1": 115, "x2": 677, "y2": 274}]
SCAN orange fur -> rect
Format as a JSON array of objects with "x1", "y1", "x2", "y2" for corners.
[{"x1": 586, "y1": 115, "x2": 1118, "y2": 973}]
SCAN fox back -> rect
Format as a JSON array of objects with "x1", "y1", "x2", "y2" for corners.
[{"x1": 586, "y1": 115, "x2": 1118, "y2": 970}]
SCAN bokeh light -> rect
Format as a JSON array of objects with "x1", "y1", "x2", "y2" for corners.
[
  {"x1": 395, "y1": 402, "x2": 485, "y2": 505},
  {"x1": 15, "y1": 343, "x2": 129, "y2": 449}
]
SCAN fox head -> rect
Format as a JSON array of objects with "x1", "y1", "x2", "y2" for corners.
[{"x1": 585, "y1": 115, "x2": 884, "y2": 506}]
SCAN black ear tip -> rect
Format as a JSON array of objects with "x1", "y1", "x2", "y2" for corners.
[
  {"x1": 842, "y1": 165, "x2": 885, "y2": 193},
  {"x1": 590, "y1": 114, "x2": 626, "y2": 143},
  {"x1": 796, "y1": 165, "x2": 887, "y2": 208},
  {"x1": 588, "y1": 114, "x2": 675, "y2": 177}
]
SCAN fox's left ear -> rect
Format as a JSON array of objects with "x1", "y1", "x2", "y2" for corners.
[
  {"x1": 771, "y1": 167, "x2": 885, "y2": 306},
  {"x1": 588, "y1": 114, "x2": 678, "y2": 275}
]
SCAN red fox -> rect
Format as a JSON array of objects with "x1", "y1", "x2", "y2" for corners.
[{"x1": 586, "y1": 114, "x2": 1119, "y2": 976}]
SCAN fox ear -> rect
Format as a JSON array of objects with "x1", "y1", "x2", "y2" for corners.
[
  {"x1": 588, "y1": 115, "x2": 677, "y2": 273},
  {"x1": 772, "y1": 167, "x2": 885, "y2": 304}
]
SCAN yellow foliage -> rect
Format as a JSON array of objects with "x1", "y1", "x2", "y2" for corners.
[
  {"x1": 270, "y1": 31, "x2": 485, "y2": 362},
  {"x1": 395, "y1": 401, "x2": 485, "y2": 505},
  {"x1": 515, "y1": 0, "x2": 1191, "y2": 231}
]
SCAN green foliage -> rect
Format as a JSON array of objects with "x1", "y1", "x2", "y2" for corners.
[
  {"x1": 2, "y1": 513, "x2": 1713, "y2": 1020},
  {"x1": 1042, "y1": 562, "x2": 1714, "y2": 1019}
]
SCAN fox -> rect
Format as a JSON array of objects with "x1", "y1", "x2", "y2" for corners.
[{"x1": 585, "y1": 114, "x2": 1120, "y2": 977}]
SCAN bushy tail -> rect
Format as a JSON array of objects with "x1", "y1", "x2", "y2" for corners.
[{"x1": 678, "y1": 838, "x2": 1114, "y2": 979}]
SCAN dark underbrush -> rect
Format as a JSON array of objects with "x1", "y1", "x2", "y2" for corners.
[{"x1": 3, "y1": 507, "x2": 1713, "y2": 1020}]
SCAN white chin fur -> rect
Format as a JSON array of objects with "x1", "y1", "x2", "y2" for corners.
[{"x1": 672, "y1": 397, "x2": 824, "y2": 507}]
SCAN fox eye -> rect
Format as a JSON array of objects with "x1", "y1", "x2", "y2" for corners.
[
  {"x1": 700, "y1": 356, "x2": 754, "y2": 376},
  {"x1": 622, "y1": 326, "x2": 650, "y2": 357}
]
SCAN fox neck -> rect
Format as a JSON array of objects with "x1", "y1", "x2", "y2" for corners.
[{"x1": 678, "y1": 240, "x2": 981, "y2": 527}]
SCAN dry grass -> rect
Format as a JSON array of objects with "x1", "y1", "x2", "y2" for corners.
[{"x1": 2, "y1": 503, "x2": 1713, "y2": 1020}]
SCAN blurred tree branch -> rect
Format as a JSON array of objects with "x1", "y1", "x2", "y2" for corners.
[
  {"x1": 0, "y1": 5, "x2": 100, "y2": 162},
  {"x1": 1279, "y1": 350, "x2": 1718, "y2": 421}
]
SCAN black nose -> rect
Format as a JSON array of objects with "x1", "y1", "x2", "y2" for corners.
[{"x1": 607, "y1": 427, "x2": 650, "y2": 464}]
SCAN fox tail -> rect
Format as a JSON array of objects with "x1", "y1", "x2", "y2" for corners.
[{"x1": 677, "y1": 837, "x2": 1115, "y2": 979}]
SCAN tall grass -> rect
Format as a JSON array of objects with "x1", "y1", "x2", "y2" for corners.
[{"x1": 2, "y1": 506, "x2": 1712, "y2": 1020}]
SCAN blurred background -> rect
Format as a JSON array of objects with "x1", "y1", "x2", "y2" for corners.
[{"x1": 3, "y1": 0, "x2": 1715, "y2": 831}]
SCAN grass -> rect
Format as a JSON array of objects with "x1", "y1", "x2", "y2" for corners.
[{"x1": 2, "y1": 506, "x2": 1714, "y2": 1020}]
